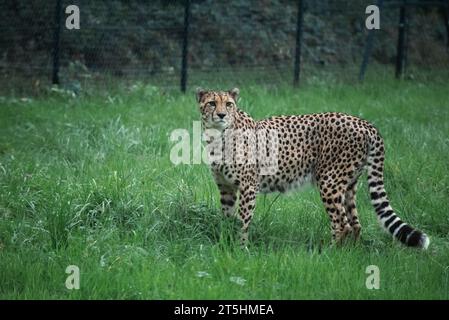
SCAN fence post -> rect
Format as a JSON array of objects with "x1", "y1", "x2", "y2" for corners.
[
  {"x1": 293, "y1": 0, "x2": 305, "y2": 87},
  {"x1": 52, "y1": 0, "x2": 62, "y2": 85},
  {"x1": 445, "y1": 0, "x2": 449, "y2": 51},
  {"x1": 359, "y1": 0, "x2": 384, "y2": 81},
  {"x1": 395, "y1": 0, "x2": 408, "y2": 79},
  {"x1": 180, "y1": 0, "x2": 191, "y2": 93}
]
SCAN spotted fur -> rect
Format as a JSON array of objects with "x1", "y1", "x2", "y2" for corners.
[{"x1": 196, "y1": 88, "x2": 429, "y2": 249}]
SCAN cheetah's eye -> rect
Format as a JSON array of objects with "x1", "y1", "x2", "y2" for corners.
[
  {"x1": 208, "y1": 101, "x2": 216, "y2": 108},
  {"x1": 226, "y1": 102, "x2": 233, "y2": 108}
]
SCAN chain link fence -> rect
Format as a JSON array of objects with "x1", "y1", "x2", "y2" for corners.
[{"x1": 1, "y1": 0, "x2": 448, "y2": 94}]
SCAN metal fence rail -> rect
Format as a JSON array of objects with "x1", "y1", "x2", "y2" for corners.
[{"x1": 0, "y1": 0, "x2": 448, "y2": 93}]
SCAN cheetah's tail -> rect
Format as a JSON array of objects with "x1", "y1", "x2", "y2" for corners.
[{"x1": 366, "y1": 136, "x2": 429, "y2": 249}]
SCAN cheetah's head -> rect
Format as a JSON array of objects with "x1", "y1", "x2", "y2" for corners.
[{"x1": 196, "y1": 88, "x2": 239, "y2": 131}]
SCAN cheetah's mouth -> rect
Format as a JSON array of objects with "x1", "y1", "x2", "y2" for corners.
[{"x1": 210, "y1": 118, "x2": 229, "y2": 129}]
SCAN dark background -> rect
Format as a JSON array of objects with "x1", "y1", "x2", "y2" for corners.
[{"x1": 1, "y1": 0, "x2": 448, "y2": 93}]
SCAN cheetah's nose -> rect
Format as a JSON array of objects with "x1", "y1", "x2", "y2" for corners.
[{"x1": 217, "y1": 113, "x2": 226, "y2": 119}]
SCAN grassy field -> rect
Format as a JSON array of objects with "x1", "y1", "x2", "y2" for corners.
[{"x1": 0, "y1": 76, "x2": 448, "y2": 299}]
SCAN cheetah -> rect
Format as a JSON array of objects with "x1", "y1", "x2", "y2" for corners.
[{"x1": 196, "y1": 87, "x2": 429, "y2": 249}]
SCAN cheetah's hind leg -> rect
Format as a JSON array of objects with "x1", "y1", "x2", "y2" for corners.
[
  {"x1": 345, "y1": 181, "x2": 362, "y2": 241},
  {"x1": 318, "y1": 181, "x2": 353, "y2": 245}
]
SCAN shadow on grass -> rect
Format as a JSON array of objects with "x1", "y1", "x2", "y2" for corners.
[{"x1": 151, "y1": 193, "x2": 390, "y2": 255}]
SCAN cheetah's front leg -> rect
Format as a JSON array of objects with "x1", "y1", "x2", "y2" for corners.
[
  {"x1": 238, "y1": 184, "x2": 256, "y2": 248},
  {"x1": 218, "y1": 184, "x2": 238, "y2": 217}
]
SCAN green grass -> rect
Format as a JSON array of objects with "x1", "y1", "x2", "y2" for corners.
[{"x1": 0, "y1": 76, "x2": 448, "y2": 299}]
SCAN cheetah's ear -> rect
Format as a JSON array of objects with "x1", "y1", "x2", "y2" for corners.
[
  {"x1": 196, "y1": 87, "x2": 207, "y2": 103},
  {"x1": 228, "y1": 87, "x2": 239, "y2": 102}
]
